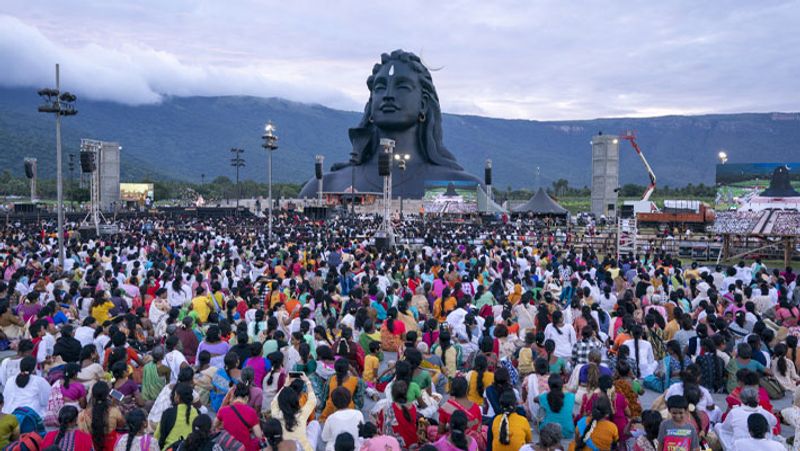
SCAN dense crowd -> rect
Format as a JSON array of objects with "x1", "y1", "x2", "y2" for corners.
[
  {"x1": 710, "y1": 212, "x2": 762, "y2": 235},
  {"x1": 0, "y1": 212, "x2": 797, "y2": 451},
  {"x1": 771, "y1": 213, "x2": 800, "y2": 236}
]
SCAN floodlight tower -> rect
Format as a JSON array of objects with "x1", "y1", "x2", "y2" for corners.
[{"x1": 37, "y1": 64, "x2": 77, "y2": 269}]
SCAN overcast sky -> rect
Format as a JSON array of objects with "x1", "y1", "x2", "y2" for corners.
[{"x1": 1, "y1": 1, "x2": 798, "y2": 120}]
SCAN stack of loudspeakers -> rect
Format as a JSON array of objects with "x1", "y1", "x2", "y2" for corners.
[
  {"x1": 304, "y1": 206, "x2": 329, "y2": 220},
  {"x1": 378, "y1": 153, "x2": 391, "y2": 176},
  {"x1": 79, "y1": 152, "x2": 96, "y2": 172}
]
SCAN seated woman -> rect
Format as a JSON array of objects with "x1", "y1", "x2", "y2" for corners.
[
  {"x1": 726, "y1": 369, "x2": 774, "y2": 414},
  {"x1": 438, "y1": 376, "x2": 484, "y2": 450},
  {"x1": 154, "y1": 383, "x2": 198, "y2": 450},
  {"x1": 375, "y1": 381, "x2": 418, "y2": 450},
  {"x1": 568, "y1": 397, "x2": 618, "y2": 451},
  {"x1": 215, "y1": 381, "x2": 264, "y2": 451},
  {"x1": 664, "y1": 364, "x2": 721, "y2": 424},
  {"x1": 488, "y1": 390, "x2": 532, "y2": 451},
  {"x1": 210, "y1": 351, "x2": 242, "y2": 412},
  {"x1": 684, "y1": 384, "x2": 711, "y2": 447},
  {"x1": 523, "y1": 358, "x2": 551, "y2": 422},
  {"x1": 466, "y1": 354, "x2": 493, "y2": 407},
  {"x1": 580, "y1": 375, "x2": 629, "y2": 442},
  {"x1": 270, "y1": 374, "x2": 318, "y2": 451},
  {"x1": 482, "y1": 367, "x2": 522, "y2": 419},
  {"x1": 434, "y1": 410, "x2": 479, "y2": 451},
  {"x1": 78, "y1": 382, "x2": 126, "y2": 451},
  {"x1": 113, "y1": 409, "x2": 158, "y2": 451},
  {"x1": 320, "y1": 358, "x2": 364, "y2": 422},
  {"x1": 622, "y1": 325, "x2": 658, "y2": 379},
  {"x1": 725, "y1": 343, "x2": 771, "y2": 393},
  {"x1": 538, "y1": 374, "x2": 576, "y2": 439},
  {"x1": 42, "y1": 405, "x2": 94, "y2": 450},
  {"x1": 772, "y1": 343, "x2": 800, "y2": 391},
  {"x1": 643, "y1": 340, "x2": 691, "y2": 393},
  {"x1": 0, "y1": 302, "x2": 24, "y2": 340}
]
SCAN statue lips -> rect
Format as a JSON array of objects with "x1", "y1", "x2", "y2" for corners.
[{"x1": 379, "y1": 103, "x2": 399, "y2": 113}]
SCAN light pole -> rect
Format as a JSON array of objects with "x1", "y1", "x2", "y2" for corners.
[
  {"x1": 261, "y1": 121, "x2": 278, "y2": 240},
  {"x1": 37, "y1": 64, "x2": 77, "y2": 270},
  {"x1": 230, "y1": 148, "x2": 245, "y2": 210},
  {"x1": 394, "y1": 152, "x2": 410, "y2": 219}
]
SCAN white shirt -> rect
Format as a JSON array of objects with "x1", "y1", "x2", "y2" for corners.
[
  {"x1": 2, "y1": 375, "x2": 51, "y2": 416},
  {"x1": 543, "y1": 323, "x2": 576, "y2": 359},
  {"x1": 167, "y1": 284, "x2": 191, "y2": 308},
  {"x1": 733, "y1": 437, "x2": 784, "y2": 451},
  {"x1": 0, "y1": 357, "x2": 22, "y2": 390},
  {"x1": 719, "y1": 405, "x2": 777, "y2": 443},
  {"x1": 320, "y1": 409, "x2": 364, "y2": 451},
  {"x1": 163, "y1": 350, "x2": 188, "y2": 384},
  {"x1": 75, "y1": 326, "x2": 96, "y2": 348},
  {"x1": 599, "y1": 293, "x2": 617, "y2": 312}
]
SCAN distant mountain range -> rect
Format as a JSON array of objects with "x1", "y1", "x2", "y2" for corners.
[{"x1": 1, "y1": 87, "x2": 799, "y2": 189}]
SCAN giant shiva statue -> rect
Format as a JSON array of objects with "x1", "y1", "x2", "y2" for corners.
[{"x1": 299, "y1": 50, "x2": 482, "y2": 199}]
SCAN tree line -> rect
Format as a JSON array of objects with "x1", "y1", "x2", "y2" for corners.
[{"x1": 0, "y1": 170, "x2": 715, "y2": 203}]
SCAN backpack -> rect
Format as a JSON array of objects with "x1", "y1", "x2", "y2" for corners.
[
  {"x1": 211, "y1": 430, "x2": 246, "y2": 451},
  {"x1": 43, "y1": 380, "x2": 65, "y2": 427},
  {"x1": 2, "y1": 432, "x2": 43, "y2": 451},
  {"x1": 11, "y1": 407, "x2": 44, "y2": 436},
  {"x1": 760, "y1": 375, "x2": 785, "y2": 400}
]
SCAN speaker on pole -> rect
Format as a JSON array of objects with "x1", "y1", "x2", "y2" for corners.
[
  {"x1": 484, "y1": 159, "x2": 492, "y2": 186},
  {"x1": 315, "y1": 161, "x2": 323, "y2": 180},
  {"x1": 24, "y1": 160, "x2": 34, "y2": 179},
  {"x1": 378, "y1": 152, "x2": 390, "y2": 177}
]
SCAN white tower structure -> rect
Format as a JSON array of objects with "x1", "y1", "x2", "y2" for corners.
[{"x1": 591, "y1": 133, "x2": 619, "y2": 218}]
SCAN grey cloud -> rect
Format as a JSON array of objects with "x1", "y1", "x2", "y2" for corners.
[{"x1": 0, "y1": 0, "x2": 798, "y2": 120}]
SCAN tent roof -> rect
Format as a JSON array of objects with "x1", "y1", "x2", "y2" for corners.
[
  {"x1": 477, "y1": 185, "x2": 507, "y2": 214},
  {"x1": 512, "y1": 188, "x2": 568, "y2": 215}
]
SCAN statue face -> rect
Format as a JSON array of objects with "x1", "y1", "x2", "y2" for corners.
[{"x1": 370, "y1": 61, "x2": 423, "y2": 131}]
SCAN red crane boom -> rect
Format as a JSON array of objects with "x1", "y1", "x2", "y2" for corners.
[{"x1": 619, "y1": 131, "x2": 656, "y2": 202}]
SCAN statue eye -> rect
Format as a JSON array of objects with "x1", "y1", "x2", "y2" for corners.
[{"x1": 373, "y1": 82, "x2": 386, "y2": 92}]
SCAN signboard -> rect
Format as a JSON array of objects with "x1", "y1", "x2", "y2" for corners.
[
  {"x1": 120, "y1": 183, "x2": 154, "y2": 205},
  {"x1": 422, "y1": 180, "x2": 478, "y2": 214}
]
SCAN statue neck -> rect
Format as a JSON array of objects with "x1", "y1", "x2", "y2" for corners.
[{"x1": 376, "y1": 124, "x2": 424, "y2": 162}]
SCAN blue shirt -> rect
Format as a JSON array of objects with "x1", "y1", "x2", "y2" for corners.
[{"x1": 538, "y1": 391, "x2": 576, "y2": 438}]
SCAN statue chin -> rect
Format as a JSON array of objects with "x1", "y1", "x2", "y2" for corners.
[{"x1": 299, "y1": 163, "x2": 482, "y2": 199}]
